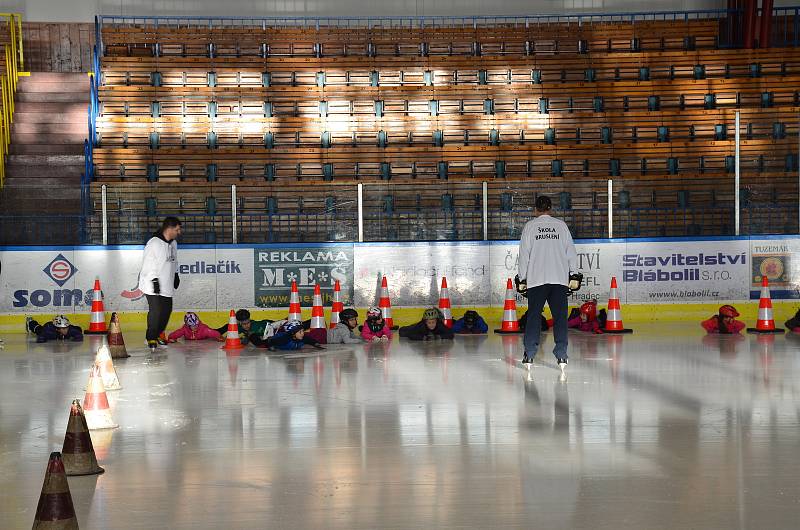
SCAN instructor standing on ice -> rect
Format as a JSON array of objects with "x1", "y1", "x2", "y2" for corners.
[
  {"x1": 517, "y1": 195, "x2": 579, "y2": 377},
  {"x1": 139, "y1": 216, "x2": 182, "y2": 353}
]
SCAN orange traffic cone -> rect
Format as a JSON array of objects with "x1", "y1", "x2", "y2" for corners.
[
  {"x1": 62, "y1": 399, "x2": 104, "y2": 476},
  {"x1": 93, "y1": 343, "x2": 121, "y2": 390},
  {"x1": 330, "y1": 280, "x2": 343, "y2": 329},
  {"x1": 495, "y1": 278, "x2": 523, "y2": 334},
  {"x1": 378, "y1": 276, "x2": 397, "y2": 330},
  {"x1": 221, "y1": 309, "x2": 244, "y2": 350},
  {"x1": 288, "y1": 280, "x2": 302, "y2": 322},
  {"x1": 83, "y1": 362, "x2": 118, "y2": 430},
  {"x1": 748, "y1": 277, "x2": 785, "y2": 334},
  {"x1": 438, "y1": 277, "x2": 453, "y2": 328},
  {"x1": 604, "y1": 277, "x2": 633, "y2": 334},
  {"x1": 32, "y1": 452, "x2": 79, "y2": 530},
  {"x1": 310, "y1": 284, "x2": 326, "y2": 329},
  {"x1": 85, "y1": 277, "x2": 107, "y2": 334},
  {"x1": 107, "y1": 312, "x2": 129, "y2": 359}
]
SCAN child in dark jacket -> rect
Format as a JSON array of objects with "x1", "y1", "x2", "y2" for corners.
[
  {"x1": 26, "y1": 315, "x2": 83, "y2": 343},
  {"x1": 169, "y1": 312, "x2": 221, "y2": 342},
  {"x1": 452, "y1": 310, "x2": 489, "y2": 334},
  {"x1": 267, "y1": 320, "x2": 323, "y2": 350},
  {"x1": 702, "y1": 305, "x2": 746, "y2": 334},
  {"x1": 567, "y1": 301, "x2": 604, "y2": 334},
  {"x1": 518, "y1": 310, "x2": 551, "y2": 332},
  {"x1": 399, "y1": 308, "x2": 455, "y2": 341},
  {"x1": 785, "y1": 309, "x2": 800, "y2": 333},
  {"x1": 361, "y1": 307, "x2": 392, "y2": 342}
]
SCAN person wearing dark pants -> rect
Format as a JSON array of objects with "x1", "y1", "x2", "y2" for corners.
[
  {"x1": 139, "y1": 217, "x2": 182, "y2": 352},
  {"x1": 517, "y1": 195, "x2": 578, "y2": 378}
]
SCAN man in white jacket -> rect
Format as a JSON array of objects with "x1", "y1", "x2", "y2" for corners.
[
  {"x1": 139, "y1": 217, "x2": 182, "y2": 352},
  {"x1": 517, "y1": 196, "x2": 577, "y2": 376}
]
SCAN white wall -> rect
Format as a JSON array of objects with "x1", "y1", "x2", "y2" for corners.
[{"x1": 1, "y1": 0, "x2": 732, "y2": 23}]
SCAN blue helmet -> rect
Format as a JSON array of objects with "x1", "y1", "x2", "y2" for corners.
[{"x1": 283, "y1": 320, "x2": 303, "y2": 336}]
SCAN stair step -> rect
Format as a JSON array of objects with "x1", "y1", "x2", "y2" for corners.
[
  {"x1": 11, "y1": 132, "x2": 87, "y2": 144},
  {"x1": 17, "y1": 81, "x2": 88, "y2": 94},
  {"x1": 5, "y1": 164, "x2": 84, "y2": 178},
  {"x1": 15, "y1": 92, "x2": 90, "y2": 103},
  {"x1": 9, "y1": 143, "x2": 84, "y2": 155},
  {"x1": 16, "y1": 101, "x2": 88, "y2": 114},
  {"x1": 8, "y1": 154, "x2": 85, "y2": 164},
  {"x1": 12, "y1": 122, "x2": 88, "y2": 134},
  {"x1": 21, "y1": 73, "x2": 89, "y2": 84}
]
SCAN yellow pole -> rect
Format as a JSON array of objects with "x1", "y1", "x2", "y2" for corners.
[{"x1": 15, "y1": 14, "x2": 22, "y2": 71}]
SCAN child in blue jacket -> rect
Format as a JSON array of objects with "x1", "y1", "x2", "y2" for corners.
[
  {"x1": 267, "y1": 320, "x2": 324, "y2": 351},
  {"x1": 452, "y1": 310, "x2": 489, "y2": 334}
]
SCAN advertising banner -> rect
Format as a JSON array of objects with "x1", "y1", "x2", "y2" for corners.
[{"x1": 748, "y1": 239, "x2": 800, "y2": 299}]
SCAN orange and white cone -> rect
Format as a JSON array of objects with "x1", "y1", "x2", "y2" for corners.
[
  {"x1": 438, "y1": 277, "x2": 453, "y2": 328},
  {"x1": 221, "y1": 309, "x2": 244, "y2": 350},
  {"x1": 330, "y1": 280, "x2": 343, "y2": 329},
  {"x1": 604, "y1": 277, "x2": 633, "y2": 334},
  {"x1": 62, "y1": 399, "x2": 104, "y2": 476},
  {"x1": 288, "y1": 280, "x2": 302, "y2": 322},
  {"x1": 495, "y1": 278, "x2": 523, "y2": 334},
  {"x1": 85, "y1": 277, "x2": 108, "y2": 334},
  {"x1": 32, "y1": 452, "x2": 79, "y2": 530},
  {"x1": 310, "y1": 284, "x2": 326, "y2": 329},
  {"x1": 748, "y1": 277, "x2": 785, "y2": 334},
  {"x1": 107, "y1": 312, "x2": 129, "y2": 359},
  {"x1": 83, "y1": 362, "x2": 118, "y2": 430},
  {"x1": 378, "y1": 276, "x2": 397, "y2": 329},
  {"x1": 93, "y1": 343, "x2": 121, "y2": 391}
]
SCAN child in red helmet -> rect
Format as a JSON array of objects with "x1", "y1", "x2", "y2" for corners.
[
  {"x1": 567, "y1": 300, "x2": 604, "y2": 334},
  {"x1": 702, "y1": 305, "x2": 746, "y2": 334},
  {"x1": 785, "y1": 309, "x2": 800, "y2": 333}
]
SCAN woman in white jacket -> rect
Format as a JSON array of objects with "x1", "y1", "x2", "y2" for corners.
[{"x1": 139, "y1": 217, "x2": 182, "y2": 352}]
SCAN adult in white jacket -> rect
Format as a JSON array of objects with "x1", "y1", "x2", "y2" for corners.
[
  {"x1": 139, "y1": 217, "x2": 182, "y2": 351},
  {"x1": 517, "y1": 196, "x2": 577, "y2": 374}
]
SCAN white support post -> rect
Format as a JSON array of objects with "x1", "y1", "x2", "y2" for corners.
[
  {"x1": 101, "y1": 184, "x2": 108, "y2": 245},
  {"x1": 231, "y1": 184, "x2": 237, "y2": 244},
  {"x1": 357, "y1": 183, "x2": 364, "y2": 242},
  {"x1": 482, "y1": 181, "x2": 488, "y2": 241},
  {"x1": 735, "y1": 111, "x2": 740, "y2": 236},
  {"x1": 607, "y1": 179, "x2": 613, "y2": 239}
]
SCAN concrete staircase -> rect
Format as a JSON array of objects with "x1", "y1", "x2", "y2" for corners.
[{"x1": 0, "y1": 72, "x2": 89, "y2": 215}]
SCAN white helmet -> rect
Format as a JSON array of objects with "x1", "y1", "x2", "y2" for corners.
[{"x1": 53, "y1": 315, "x2": 71, "y2": 328}]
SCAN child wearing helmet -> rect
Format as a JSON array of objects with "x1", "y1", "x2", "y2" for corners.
[
  {"x1": 399, "y1": 307, "x2": 455, "y2": 341},
  {"x1": 702, "y1": 305, "x2": 745, "y2": 334},
  {"x1": 168, "y1": 312, "x2": 221, "y2": 342},
  {"x1": 328, "y1": 308, "x2": 364, "y2": 344},
  {"x1": 361, "y1": 307, "x2": 392, "y2": 342},
  {"x1": 785, "y1": 309, "x2": 800, "y2": 333},
  {"x1": 452, "y1": 310, "x2": 489, "y2": 334},
  {"x1": 214, "y1": 309, "x2": 276, "y2": 346},
  {"x1": 268, "y1": 320, "x2": 324, "y2": 350},
  {"x1": 568, "y1": 300, "x2": 604, "y2": 334},
  {"x1": 26, "y1": 315, "x2": 84, "y2": 343}
]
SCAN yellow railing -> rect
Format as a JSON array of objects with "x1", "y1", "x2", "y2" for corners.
[{"x1": 0, "y1": 13, "x2": 24, "y2": 188}]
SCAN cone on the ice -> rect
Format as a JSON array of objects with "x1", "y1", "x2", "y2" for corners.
[
  {"x1": 221, "y1": 309, "x2": 244, "y2": 350},
  {"x1": 62, "y1": 399, "x2": 104, "y2": 476},
  {"x1": 310, "y1": 284, "x2": 326, "y2": 329},
  {"x1": 378, "y1": 276, "x2": 398, "y2": 330},
  {"x1": 107, "y1": 312, "x2": 129, "y2": 359},
  {"x1": 288, "y1": 280, "x2": 302, "y2": 322},
  {"x1": 85, "y1": 277, "x2": 107, "y2": 334},
  {"x1": 495, "y1": 278, "x2": 523, "y2": 334},
  {"x1": 438, "y1": 277, "x2": 453, "y2": 328},
  {"x1": 329, "y1": 280, "x2": 343, "y2": 329},
  {"x1": 93, "y1": 343, "x2": 121, "y2": 391},
  {"x1": 604, "y1": 277, "x2": 633, "y2": 334},
  {"x1": 748, "y1": 277, "x2": 785, "y2": 334},
  {"x1": 32, "y1": 452, "x2": 79, "y2": 530},
  {"x1": 83, "y1": 362, "x2": 118, "y2": 430}
]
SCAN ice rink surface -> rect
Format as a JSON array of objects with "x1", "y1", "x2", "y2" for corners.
[{"x1": 1, "y1": 324, "x2": 799, "y2": 529}]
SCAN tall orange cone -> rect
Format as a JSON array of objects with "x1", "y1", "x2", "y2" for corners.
[
  {"x1": 83, "y1": 362, "x2": 118, "y2": 430},
  {"x1": 93, "y1": 343, "x2": 121, "y2": 390},
  {"x1": 495, "y1": 278, "x2": 523, "y2": 334},
  {"x1": 32, "y1": 452, "x2": 79, "y2": 530},
  {"x1": 62, "y1": 399, "x2": 104, "y2": 476},
  {"x1": 310, "y1": 284, "x2": 326, "y2": 329},
  {"x1": 438, "y1": 277, "x2": 453, "y2": 328},
  {"x1": 221, "y1": 309, "x2": 244, "y2": 350},
  {"x1": 748, "y1": 277, "x2": 785, "y2": 333},
  {"x1": 378, "y1": 276, "x2": 397, "y2": 329},
  {"x1": 85, "y1": 277, "x2": 107, "y2": 334},
  {"x1": 604, "y1": 277, "x2": 633, "y2": 334},
  {"x1": 330, "y1": 280, "x2": 343, "y2": 329},
  {"x1": 288, "y1": 280, "x2": 302, "y2": 322},
  {"x1": 107, "y1": 312, "x2": 129, "y2": 359}
]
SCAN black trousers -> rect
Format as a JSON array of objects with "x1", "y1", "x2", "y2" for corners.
[
  {"x1": 523, "y1": 284, "x2": 569, "y2": 361},
  {"x1": 145, "y1": 294, "x2": 173, "y2": 342}
]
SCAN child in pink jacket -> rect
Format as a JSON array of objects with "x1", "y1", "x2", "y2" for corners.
[
  {"x1": 361, "y1": 307, "x2": 392, "y2": 342},
  {"x1": 168, "y1": 312, "x2": 222, "y2": 342},
  {"x1": 567, "y1": 301, "x2": 604, "y2": 334}
]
